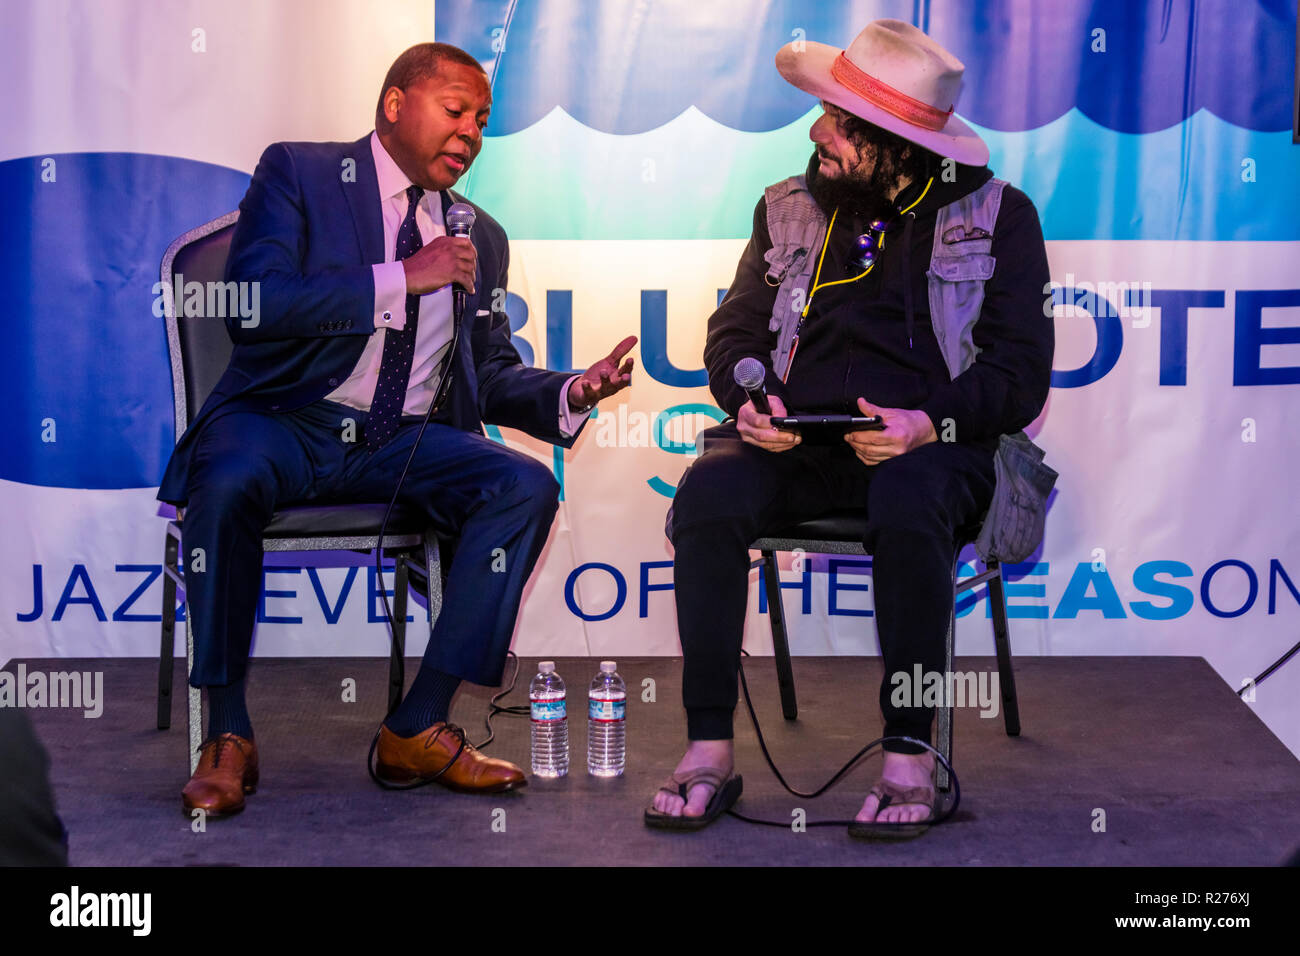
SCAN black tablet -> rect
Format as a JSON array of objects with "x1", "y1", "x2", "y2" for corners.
[{"x1": 769, "y1": 414, "x2": 885, "y2": 444}]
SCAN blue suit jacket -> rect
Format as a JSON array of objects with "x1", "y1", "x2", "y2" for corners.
[{"x1": 158, "y1": 134, "x2": 580, "y2": 505}]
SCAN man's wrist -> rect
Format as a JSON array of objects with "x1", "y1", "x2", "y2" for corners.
[
  {"x1": 912, "y1": 409, "x2": 939, "y2": 447},
  {"x1": 558, "y1": 376, "x2": 595, "y2": 438},
  {"x1": 567, "y1": 381, "x2": 595, "y2": 412}
]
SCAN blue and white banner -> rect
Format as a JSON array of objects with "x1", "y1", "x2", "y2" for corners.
[{"x1": 2, "y1": 0, "x2": 1298, "y2": 756}]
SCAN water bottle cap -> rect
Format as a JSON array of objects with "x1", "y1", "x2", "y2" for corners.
[
  {"x1": 600, "y1": 661, "x2": 617, "y2": 673},
  {"x1": 538, "y1": 661, "x2": 555, "y2": 674}
]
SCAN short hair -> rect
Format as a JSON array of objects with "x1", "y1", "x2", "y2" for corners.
[{"x1": 375, "y1": 42, "x2": 487, "y2": 131}]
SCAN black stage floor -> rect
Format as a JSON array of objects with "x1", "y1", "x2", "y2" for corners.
[{"x1": 7, "y1": 655, "x2": 1299, "y2": 866}]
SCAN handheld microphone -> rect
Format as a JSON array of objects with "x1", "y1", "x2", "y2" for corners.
[
  {"x1": 446, "y1": 202, "x2": 476, "y2": 324},
  {"x1": 733, "y1": 357, "x2": 771, "y2": 415}
]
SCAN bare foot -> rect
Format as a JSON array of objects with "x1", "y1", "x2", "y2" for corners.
[
  {"x1": 856, "y1": 749, "x2": 935, "y2": 824},
  {"x1": 651, "y1": 740, "x2": 735, "y2": 817}
]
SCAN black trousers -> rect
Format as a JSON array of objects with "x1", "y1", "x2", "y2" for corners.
[{"x1": 668, "y1": 423, "x2": 996, "y2": 754}]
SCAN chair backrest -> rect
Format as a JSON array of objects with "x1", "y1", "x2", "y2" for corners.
[{"x1": 159, "y1": 211, "x2": 240, "y2": 442}]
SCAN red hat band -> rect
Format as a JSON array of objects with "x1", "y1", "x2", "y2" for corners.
[{"x1": 830, "y1": 52, "x2": 953, "y2": 132}]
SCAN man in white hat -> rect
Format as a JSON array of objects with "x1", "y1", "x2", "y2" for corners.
[{"x1": 646, "y1": 20, "x2": 1053, "y2": 834}]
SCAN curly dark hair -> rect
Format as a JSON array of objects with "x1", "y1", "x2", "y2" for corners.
[{"x1": 839, "y1": 110, "x2": 938, "y2": 191}]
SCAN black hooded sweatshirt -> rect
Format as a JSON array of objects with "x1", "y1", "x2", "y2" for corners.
[{"x1": 704, "y1": 154, "x2": 1054, "y2": 451}]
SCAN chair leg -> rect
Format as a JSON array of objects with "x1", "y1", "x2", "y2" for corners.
[
  {"x1": 186, "y1": 622, "x2": 202, "y2": 776},
  {"x1": 935, "y1": 553, "x2": 958, "y2": 793},
  {"x1": 388, "y1": 554, "x2": 410, "y2": 716},
  {"x1": 158, "y1": 529, "x2": 178, "y2": 730},
  {"x1": 761, "y1": 550, "x2": 798, "y2": 720},
  {"x1": 424, "y1": 533, "x2": 443, "y2": 626},
  {"x1": 986, "y1": 562, "x2": 1021, "y2": 737}
]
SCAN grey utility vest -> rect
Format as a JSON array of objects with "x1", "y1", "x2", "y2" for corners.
[{"x1": 760, "y1": 174, "x2": 1057, "y2": 564}]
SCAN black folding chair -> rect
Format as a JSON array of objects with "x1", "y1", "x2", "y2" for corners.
[
  {"x1": 156, "y1": 211, "x2": 444, "y2": 774},
  {"x1": 751, "y1": 511, "x2": 1020, "y2": 792}
]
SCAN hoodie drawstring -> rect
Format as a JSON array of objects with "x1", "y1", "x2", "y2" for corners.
[{"x1": 902, "y1": 211, "x2": 916, "y2": 349}]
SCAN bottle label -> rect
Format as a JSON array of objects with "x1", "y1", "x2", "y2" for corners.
[
  {"x1": 588, "y1": 698, "x2": 626, "y2": 722},
  {"x1": 531, "y1": 697, "x2": 566, "y2": 722}
]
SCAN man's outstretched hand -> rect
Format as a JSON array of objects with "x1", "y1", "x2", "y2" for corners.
[
  {"x1": 568, "y1": 335, "x2": 637, "y2": 410},
  {"x1": 844, "y1": 397, "x2": 937, "y2": 465}
]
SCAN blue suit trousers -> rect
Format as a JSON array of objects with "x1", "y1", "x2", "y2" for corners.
[{"x1": 180, "y1": 400, "x2": 560, "y2": 688}]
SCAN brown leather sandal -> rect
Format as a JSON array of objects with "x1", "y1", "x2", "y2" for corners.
[
  {"x1": 643, "y1": 766, "x2": 743, "y2": 830},
  {"x1": 847, "y1": 778, "x2": 936, "y2": 839}
]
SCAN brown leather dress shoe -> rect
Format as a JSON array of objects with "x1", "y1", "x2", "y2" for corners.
[
  {"x1": 373, "y1": 722, "x2": 526, "y2": 793},
  {"x1": 181, "y1": 733, "x2": 258, "y2": 816}
]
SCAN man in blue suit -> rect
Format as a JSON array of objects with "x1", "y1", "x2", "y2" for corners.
[{"x1": 158, "y1": 42, "x2": 635, "y2": 815}]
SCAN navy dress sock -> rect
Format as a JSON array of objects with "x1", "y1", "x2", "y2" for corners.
[
  {"x1": 384, "y1": 669, "x2": 462, "y2": 737},
  {"x1": 206, "y1": 681, "x2": 253, "y2": 741}
]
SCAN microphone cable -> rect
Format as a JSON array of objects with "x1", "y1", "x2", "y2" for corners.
[
  {"x1": 365, "y1": 648, "x2": 527, "y2": 791},
  {"x1": 370, "y1": 204, "x2": 524, "y2": 756},
  {"x1": 372, "y1": 304, "x2": 462, "y2": 720},
  {"x1": 362, "y1": 291, "x2": 474, "y2": 793},
  {"x1": 372, "y1": 200, "x2": 479, "y2": 738},
  {"x1": 1238, "y1": 638, "x2": 1300, "y2": 695},
  {"x1": 369, "y1": 39, "x2": 513, "y2": 749},
  {"x1": 723, "y1": 649, "x2": 961, "y2": 829},
  {"x1": 476, "y1": 650, "x2": 529, "y2": 749}
]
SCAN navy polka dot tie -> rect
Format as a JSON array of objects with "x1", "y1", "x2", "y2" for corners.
[{"x1": 366, "y1": 185, "x2": 424, "y2": 451}]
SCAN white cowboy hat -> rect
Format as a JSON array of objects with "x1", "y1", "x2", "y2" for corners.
[{"x1": 776, "y1": 18, "x2": 989, "y2": 167}]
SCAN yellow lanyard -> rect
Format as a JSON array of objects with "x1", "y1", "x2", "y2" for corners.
[
  {"x1": 801, "y1": 176, "x2": 934, "y2": 319},
  {"x1": 783, "y1": 176, "x2": 934, "y2": 384}
]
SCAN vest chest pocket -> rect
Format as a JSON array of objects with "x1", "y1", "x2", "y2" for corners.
[
  {"x1": 926, "y1": 248, "x2": 997, "y2": 379},
  {"x1": 928, "y1": 249, "x2": 995, "y2": 283},
  {"x1": 927, "y1": 250, "x2": 997, "y2": 329}
]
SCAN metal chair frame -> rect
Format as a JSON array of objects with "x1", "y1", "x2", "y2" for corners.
[
  {"x1": 751, "y1": 518, "x2": 1021, "y2": 793},
  {"x1": 155, "y1": 212, "x2": 443, "y2": 774}
]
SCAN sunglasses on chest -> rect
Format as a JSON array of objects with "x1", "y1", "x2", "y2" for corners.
[{"x1": 781, "y1": 176, "x2": 934, "y2": 383}]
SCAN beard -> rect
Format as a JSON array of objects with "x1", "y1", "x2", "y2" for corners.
[{"x1": 806, "y1": 149, "x2": 901, "y2": 225}]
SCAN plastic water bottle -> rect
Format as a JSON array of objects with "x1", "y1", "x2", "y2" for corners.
[
  {"x1": 530, "y1": 661, "x2": 568, "y2": 777},
  {"x1": 587, "y1": 661, "x2": 626, "y2": 777}
]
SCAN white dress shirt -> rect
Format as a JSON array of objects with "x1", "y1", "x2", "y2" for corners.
[{"x1": 325, "y1": 131, "x2": 588, "y2": 435}]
